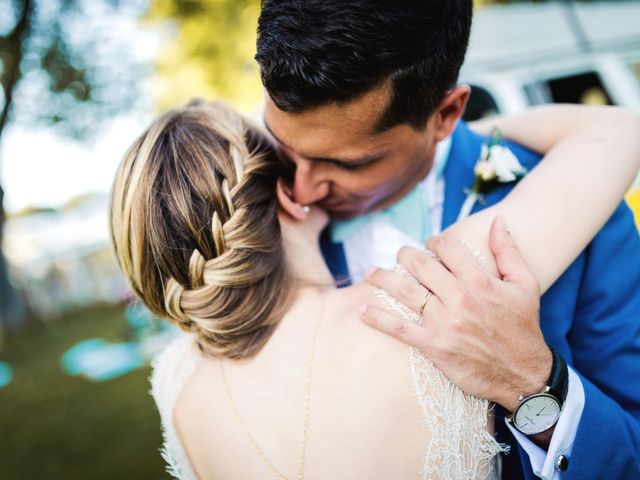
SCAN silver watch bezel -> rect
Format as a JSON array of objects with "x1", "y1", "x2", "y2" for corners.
[{"x1": 509, "y1": 392, "x2": 562, "y2": 435}]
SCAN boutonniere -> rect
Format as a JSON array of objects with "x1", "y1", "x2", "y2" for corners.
[{"x1": 457, "y1": 129, "x2": 527, "y2": 220}]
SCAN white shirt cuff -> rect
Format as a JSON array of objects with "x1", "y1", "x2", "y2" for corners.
[{"x1": 505, "y1": 367, "x2": 585, "y2": 479}]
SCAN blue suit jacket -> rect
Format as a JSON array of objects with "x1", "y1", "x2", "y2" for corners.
[{"x1": 320, "y1": 121, "x2": 640, "y2": 479}]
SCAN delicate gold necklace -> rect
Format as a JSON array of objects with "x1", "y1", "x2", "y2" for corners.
[{"x1": 219, "y1": 291, "x2": 327, "y2": 480}]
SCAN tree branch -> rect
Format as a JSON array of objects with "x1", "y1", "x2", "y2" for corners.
[{"x1": 0, "y1": 0, "x2": 34, "y2": 145}]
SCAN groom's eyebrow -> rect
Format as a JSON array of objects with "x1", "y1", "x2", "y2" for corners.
[{"x1": 264, "y1": 123, "x2": 381, "y2": 167}]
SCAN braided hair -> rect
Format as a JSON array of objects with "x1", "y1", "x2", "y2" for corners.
[{"x1": 110, "y1": 101, "x2": 292, "y2": 359}]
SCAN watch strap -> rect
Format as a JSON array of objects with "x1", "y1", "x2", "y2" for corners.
[{"x1": 547, "y1": 347, "x2": 569, "y2": 407}]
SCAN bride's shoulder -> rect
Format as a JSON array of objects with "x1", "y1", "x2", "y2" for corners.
[{"x1": 326, "y1": 283, "x2": 411, "y2": 367}]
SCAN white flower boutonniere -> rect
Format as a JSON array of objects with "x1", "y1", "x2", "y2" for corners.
[{"x1": 457, "y1": 129, "x2": 527, "y2": 220}]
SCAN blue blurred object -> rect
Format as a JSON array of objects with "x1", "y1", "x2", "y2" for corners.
[
  {"x1": 61, "y1": 338, "x2": 144, "y2": 381},
  {"x1": 125, "y1": 302, "x2": 155, "y2": 331},
  {"x1": 0, "y1": 361, "x2": 13, "y2": 388}
]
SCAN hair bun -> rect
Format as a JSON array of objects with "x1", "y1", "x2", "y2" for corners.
[{"x1": 110, "y1": 101, "x2": 292, "y2": 359}]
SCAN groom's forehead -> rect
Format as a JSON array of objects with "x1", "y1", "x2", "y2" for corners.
[
  {"x1": 263, "y1": 88, "x2": 393, "y2": 154},
  {"x1": 263, "y1": 114, "x2": 368, "y2": 161}
]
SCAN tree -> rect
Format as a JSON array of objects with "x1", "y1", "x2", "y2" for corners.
[
  {"x1": 0, "y1": 0, "x2": 145, "y2": 332},
  {"x1": 146, "y1": 0, "x2": 263, "y2": 113}
]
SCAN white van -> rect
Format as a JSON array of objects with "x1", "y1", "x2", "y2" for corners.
[{"x1": 460, "y1": 1, "x2": 640, "y2": 120}]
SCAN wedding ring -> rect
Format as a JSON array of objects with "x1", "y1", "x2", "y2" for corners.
[{"x1": 418, "y1": 290, "x2": 433, "y2": 316}]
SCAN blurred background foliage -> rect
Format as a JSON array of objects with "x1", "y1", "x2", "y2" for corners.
[
  {"x1": 0, "y1": 0, "x2": 145, "y2": 332},
  {"x1": 1, "y1": 0, "x2": 144, "y2": 142},
  {"x1": 146, "y1": 0, "x2": 262, "y2": 113},
  {"x1": 1, "y1": 1, "x2": 163, "y2": 478}
]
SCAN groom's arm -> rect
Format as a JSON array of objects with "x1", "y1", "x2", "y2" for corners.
[
  {"x1": 555, "y1": 201, "x2": 640, "y2": 479},
  {"x1": 506, "y1": 196, "x2": 640, "y2": 479},
  {"x1": 512, "y1": 201, "x2": 640, "y2": 479}
]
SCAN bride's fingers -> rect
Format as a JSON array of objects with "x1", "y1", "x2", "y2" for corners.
[
  {"x1": 358, "y1": 304, "x2": 426, "y2": 350},
  {"x1": 395, "y1": 246, "x2": 457, "y2": 300}
]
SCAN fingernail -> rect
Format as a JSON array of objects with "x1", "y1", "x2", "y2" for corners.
[
  {"x1": 358, "y1": 304, "x2": 368, "y2": 316},
  {"x1": 364, "y1": 268, "x2": 377, "y2": 279}
]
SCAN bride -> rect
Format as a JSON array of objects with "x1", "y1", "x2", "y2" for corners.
[{"x1": 109, "y1": 101, "x2": 640, "y2": 479}]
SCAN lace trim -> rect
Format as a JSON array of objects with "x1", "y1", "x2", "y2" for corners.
[
  {"x1": 150, "y1": 334, "x2": 200, "y2": 480},
  {"x1": 375, "y1": 266, "x2": 508, "y2": 480}
]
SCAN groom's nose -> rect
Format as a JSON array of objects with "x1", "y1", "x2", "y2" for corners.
[{"x1": 292, "y1": 157, "x2": 330, "y2": 205}]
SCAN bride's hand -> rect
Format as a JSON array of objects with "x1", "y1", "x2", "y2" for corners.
[{"x1": 276, "y1": 179, "x2": 329, "y2": 237}]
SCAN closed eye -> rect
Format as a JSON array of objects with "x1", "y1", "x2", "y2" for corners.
[
  {"x1": 324, "y1": 156, "x2": 380, "y2": 172},
  {"x1": 330, "y1": 161, "x2": 366, "y2": 171}
]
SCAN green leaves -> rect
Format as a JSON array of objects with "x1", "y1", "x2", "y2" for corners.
[
  {"x1": 0, "y1": 0, "x2": 145, "y2": 142},
  {"x1": 146, "y1": 0, "x2": 263, "y2": 113}
]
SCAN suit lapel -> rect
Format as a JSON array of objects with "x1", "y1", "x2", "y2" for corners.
[{"x1": 442, "y1": 121, "x2": 484, "y2": 230}]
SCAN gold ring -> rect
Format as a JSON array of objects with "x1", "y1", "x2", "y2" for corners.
[{"x1": 418, "y1": 291, "x2": 433, "y2": 316}]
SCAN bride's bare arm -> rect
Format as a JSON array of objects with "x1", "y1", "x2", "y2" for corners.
[{"x1": 446, "y1": 105, "x2": 640, "y2": 291}]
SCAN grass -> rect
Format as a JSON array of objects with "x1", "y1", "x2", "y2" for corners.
[{"x1": 0, "y1": 303, "x2": 169, "y2": 480}]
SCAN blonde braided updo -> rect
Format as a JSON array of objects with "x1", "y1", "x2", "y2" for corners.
[{"x1": 110, "y1": 101, "x2": 292, "y2": 359}]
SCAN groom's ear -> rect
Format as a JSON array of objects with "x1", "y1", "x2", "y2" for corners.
[
  {"x1": 276, "y1": 179, "x2": 308, "y2": 220},
  {"x1": 431, "y1": 84, "x2": 470, "y2": 142}
]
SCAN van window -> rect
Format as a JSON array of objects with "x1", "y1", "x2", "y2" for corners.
[
  {"x1": 631, "y1": 62, "x2": 640, "y2": 84},
  {"x1": 546, "y1": 72, "x2": 613, "y2": 106},
  {"x1": 463, "y1": 84, "x2": 500, "y2": 121}
]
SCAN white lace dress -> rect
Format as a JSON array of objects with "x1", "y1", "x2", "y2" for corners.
[{"x1": 150, "y1": 282, "x2": 506, "y2": 480}]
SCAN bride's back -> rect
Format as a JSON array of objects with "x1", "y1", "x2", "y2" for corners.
[
  {"x1": 171, "y1": 284, "x2": 430, "y2": 479},
  {"x1": 111, "y1": 102, "x2": 500, "y2": 479}
]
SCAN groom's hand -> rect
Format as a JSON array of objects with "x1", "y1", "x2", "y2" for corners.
[{"x1": 360, "y1": 217, "x2": 552, "y2": 413}]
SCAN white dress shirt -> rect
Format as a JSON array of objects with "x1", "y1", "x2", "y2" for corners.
[{"x1": 337, "y1": 137, "x2": 585, "y2": 479}]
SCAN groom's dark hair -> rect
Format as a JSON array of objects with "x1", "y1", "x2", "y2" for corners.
[{"x1": 256, "y1": 0, "x2": 473, "y2": 132}]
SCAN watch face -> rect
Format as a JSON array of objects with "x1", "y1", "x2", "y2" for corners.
[{"x1": 513, "y1": 393, "x2": 561, "y2": 435}]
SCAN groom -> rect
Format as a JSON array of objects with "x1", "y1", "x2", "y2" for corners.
[{"x1": 256, "y1": 1, "x2": 640, "y2": 479}]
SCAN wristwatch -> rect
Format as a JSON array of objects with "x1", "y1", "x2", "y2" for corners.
[{"x1": 507, "y1": 348, "x2": 569, "y2": 435}]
